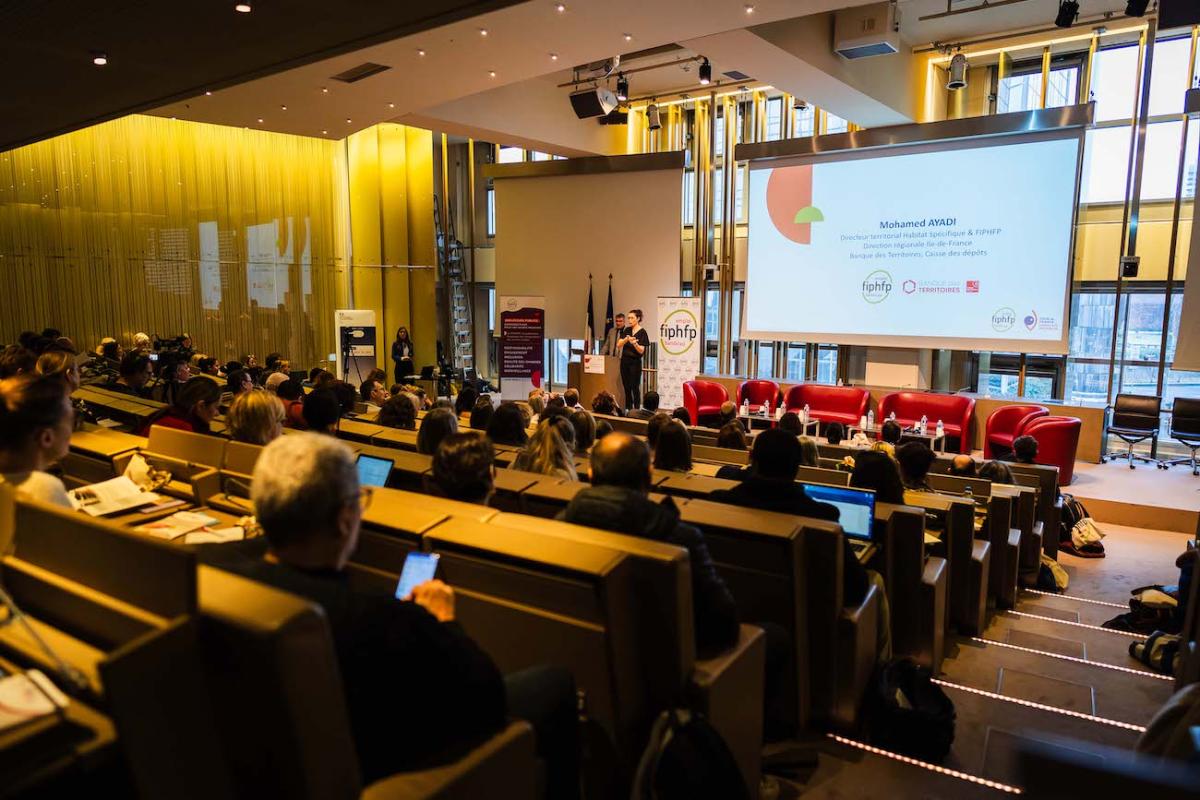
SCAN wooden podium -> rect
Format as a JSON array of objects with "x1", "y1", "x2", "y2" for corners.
[{"x1": 566, "y1": 355, "x2": 626, "y2": 409}]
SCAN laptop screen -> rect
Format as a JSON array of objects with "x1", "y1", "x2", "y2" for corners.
[
  {"x1": 801, "y1": 483, "x2": 876, "y2": 541},
  {"x1": 356, "y1": 454, "x2": 393, "y2": 488}
]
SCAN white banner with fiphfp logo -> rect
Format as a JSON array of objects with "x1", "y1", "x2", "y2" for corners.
[{"x1": 656, "y1": 296, "x2": 702, "y2": 411}]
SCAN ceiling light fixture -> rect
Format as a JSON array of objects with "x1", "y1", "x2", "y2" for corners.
[
  {"x1": 489, "y1": 70, "x2": 497, "y2": 78},
  {"x1": 280, "y1": 104, "x2": 287, "y2": 111},
  {"x1": 204, "y1": 90, "x2": 213, "y2": 96},
  {"x1": 91, "y1": 52, "x2": 108, "y2": 66},
  {"x1": 322, "y1": 130, "x2": 328, "y2": 135},
  {"x1": 388, "y1": 102, "x2": 395, "y2": 108},
  {"x1": 479, "y1": 28, "x2": 488, "y2": 36},
  {"x1": 1124, "y1": 0, "x2": 1150, "y2": 16},
  {"x1": 321, "y1": 87, "x2": 329, "y2": 93},
  {"x1": 346, "y1": 118, "x2": 352, "y2": 123},
  {"x1": 416, "y1": 48, "x2": 426, "y2": 56},
  {"x1": 624, "y1": 33, "x2": 632, "y2": 41},
  {"x1": 647, "y1": 102, "x2": 662, "y2": 131},
  {"x1": 616, "y1": 74, "x2": 629, "y2": 101},
  {"x1": 257, "y1": 118, "x2": 264, "y2": 123},
  {"x1": 550, "y1": 52, "x2": 559, "y2": 61},
  {"x1": 793, "y1": 97, "x2": 808, "y2": 110},
  {"x1": 556, "y1": 2, "x2": 566, "y2": 11},
  {"x1": 946, "y1": 52, "x2": 968, "y2": 90},
  {"x1": 745, "y1": 4, "x2": 755, "y2": 13},
  {"x1": 235, "y1": 2, "x2": 251, "y2": 12},
  {"x1": 1055, "y1": 0, "x2": 1079, "y2": 28},
  {"x1": 699, "y1": 58, "x2": 712, "y2": 85}
]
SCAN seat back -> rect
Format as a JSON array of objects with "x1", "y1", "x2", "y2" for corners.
[
  {"x1": 796, "y1": 465, "x2": 851, "y2": 487},
  {"x1": 737, "y1": 380, "x2": 779, "y2": 408},
  {"x1": 875, "y1": 503, "x2": 936, "y2": 665},
  {"x1": 1112, "y1": 393, "x2": 1162, "y2": 432},
  {"x1": 222, "y1": 440, "x2": 263, "y2": 475},
  {"x1": 1023, "y1": 416, "x2": 1082, "y2": 486},
  {"x1": 197, "y1": 565, "x2": 362, "y2": 800},
  {"x1": 147, "y1": 425, "x2": 227, "y2": 467},
  {"x1": 928, "y1": 473, "x2": 993, "y2": 499},
  {"x1": 1170, "y1": 397, "x2": 1200, "y2": 437},
  {"x1": 693, "y1": 443, "x2": 750, "y2": 465}
]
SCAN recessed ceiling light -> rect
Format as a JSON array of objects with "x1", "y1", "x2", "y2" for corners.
[
  {"x1": 624, "y1": 33, "x2": 632, "y2": 41},
  {"x1": 388, "y1": 102, "x2": 395, "y2": 108},
  {"x1": 257, "y1": 118, "x2": 264, "y2": 123},
  {"x1": 550, "y1": 52, "x2": 559, "y2": 60},
  {"x1": 91, "y1": 52, "x2": 108, "y2": 66},
  {"x1": 321, "y1": 87, "x2": 329, "y2": 93},
  {"x1": 489, "y1": 70, "x2": 497, "y2": 78},
  {"x1": 280, "y1": 105, "x2": 287, "y2": 111},
  {"x1": 346, "y1": 118, "x2": 352, "y2": 123},
  {"x1": 235, "y1": 2, "x2": 251, "y2": 12},
  {"x1": 416, "y1": 48, "x2": 426, "y2": 56},
  {"x1": 744, "y1": 4, "x2": 755, "y2": 13},
  {"x1": 322, "y1": 129, "x2": 328, "y2": 135},
  {"x1": 204, "y1": 90, "x2": 212, "y2": 96},
  {"x1": 479, "y1": 28, "x2": 488, "y2": 36},
  {"x1": 556, "y1": 2, "x2": 566, "y2": 11}
]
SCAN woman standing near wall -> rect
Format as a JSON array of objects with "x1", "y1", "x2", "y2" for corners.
[
  {"x1": 618, "y1": 309, "x2": 648, "y2": 411},
  {"x1": 392, "y1": 327, "x2": 415, "y2": 384}
]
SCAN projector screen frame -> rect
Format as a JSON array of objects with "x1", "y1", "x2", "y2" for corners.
[{"x1": 737, "y1": 104, "x2": 1094, "y2": 354}]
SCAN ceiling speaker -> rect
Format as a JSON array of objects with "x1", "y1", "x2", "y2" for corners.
[
  {"x1": 569, "y1": 87, "x2": 618, "y2": 119},
  {"x1": 1159, "y1": 0, "x2": 1200, "y2": 29}
]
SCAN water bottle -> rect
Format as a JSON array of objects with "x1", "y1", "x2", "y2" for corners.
[
  {"x1": 775, "y1": 403, "x2": 783, "y2": 421},
  {"x1": 935, "y1": 419, "x2": 944, "y2": 442},
  {"x1": 964, "y1": 486, "x2": 973, "y2": 502},
  {"x1": 859, "y1": 414, "x2": 868, "y2": 430},
  {"x1": 920, "y1": 414, "x2": 928, "y2": 435},
  {"x1": 762, "y1": 400, "x2": 770, "y2": 417},
  {"x1": 867, "y1": 409, "x2": 875, "y2": 432},
  {"x1": 803, "y1": 403, "x2": 810, "y2": 425},
  {"x1": 742, "y1": 398, "x2": 749, "y2": 417}
]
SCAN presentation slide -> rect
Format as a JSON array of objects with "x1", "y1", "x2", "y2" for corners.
[{"x1": 744, "y1": 136, "x2": 1081, "y2": 352}]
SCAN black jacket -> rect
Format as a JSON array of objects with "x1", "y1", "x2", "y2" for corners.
[
  {"x1": 708, "y1": 477, "x2": 870, "y2": 607},
  {"x1": 208, "y1": 549, "x2": 506, "y2": 782},
  {"x1": 558, "y1": 485, "x2": 740, "y2": 655}
]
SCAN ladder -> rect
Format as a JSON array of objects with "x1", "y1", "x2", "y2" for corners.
[{"x1": 434, "y1": 198, "x2": 474, "y2": 374}]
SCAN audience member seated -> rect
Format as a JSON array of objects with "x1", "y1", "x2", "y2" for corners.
[
  {"x1": 559, "y1": 433, "x2": 739, "y2": 655},
  {"x1": 710, "y1": 430, "x2": 870, "y2": 606},
  {"x1": 877, "y1": 420, "x2": 902, "y2": 458},
  {"x1": 849, "y1": 450, "x2": 906, "y2": 504},
  {"x1": 36, "y1": 350, "x2": 81, "y2": 391},
  {"x1": 469, "y1": 397, "x2": 494, "y2": 430},
  {"x1": 646, "y1": 412, "x2": 672, "y2": 451},
  {"x1": 276, "y1": 379, "x2": 306, "y2": 428},
  {"x1": 455, "y1": 386, "x2": 479, "y2": 418},
  {"x1": 144, "y1": 377, "x2": 222, "y2": 435},
  {"x1": 591, "y1": 390, "x2": 620, "y2": 417},
  {"x1": 0, "y1": 345, "x2": 37, "y2": 379},
  {"x1": 225, "y1": 434, "x2": 579, "y2": 794},
  {"x1": 360, "y1": 378, "x2": 388, "y2": 409},
  {"x1": 717, "y1": 421, "x2": 748, "y2": 451},
  {"x1": 798, "y1": 435, "x2": 820, "y2": 467},
  {"x1": 486, "y1": 402, "x2": 530, "y2": 447},
  {"x1": 110, "y1": 352, "x2": 152, "y2": 397},
  {"x1": 778, "y1": 412, "x2": 802, "y2": 436},
  {"x1": 950, "y1": 454, "x2": 978, "y2": 477},
  {"x1": 377, "y1": 393, "x2": 417, "y2": 430},
  {"x1": 332, "y1": 381, "x2": 358, "y2": 416},
  {"x1": 544, "y1": 394, "x2": 567, "y2": 415},
  {"x1": 416, "y1": 407, "x2": 458, "y2": 455},
  {"x1": 897, "y1": 442, "x2": 936, "y2": 492},
  {"x1": 653, "y1": 418, "x2": 693, "y2": 472},
  {"x1": 511, "y1": 419, "x2": 577, "y2": 480},
  {"x1": 1007, "y1": 434, "x2": 1038, "y2": 465},
  {"x1": 264, "y1": 371, "x2": 289, "y2": 395},
  {"x1": 718, "y1": 401, "x2": 737, "y2": 428},
  {"x1": 197, "y1": 357, "x2": 223, "y2": 381},
  {"x1": 0, "y1": 375, "x2": 73, "y2": 507},
  {"x1": 430, "y1": 432, "x2": 495, "y2": 505},
  {"x1": 671, "y1": 406, "x2": 692, "y2": 426},
  {"x1": 825, "y1": 421, "x2": 847, "y2": 446},
  {"x1": 979, "y1": 460, "x2": 1014, "y2": 485},
  {"x1": 562, "y1": 388, "x2": 581, "y2": 410},
  {"x1": 527, "y1": 388, "x2": 546, "y2": 418},
  {"x1": 226, "y1": 368, "x2": 253, "y2": 398},
  {"x1": 570, "y1": 409, "x2": 596, "y2": 453},
  {"x1": 626, "y1": 390, "x2": 660, "y2": 421},
  {"x1": 227, "y1": 391, "x2": 285, "y2": 445},
  {"x1": 302, "y1": 388, "x2": 342, "y2": 434},
  {"x1": 594, "y1": 419, "x2": 613, "y2": 441}
]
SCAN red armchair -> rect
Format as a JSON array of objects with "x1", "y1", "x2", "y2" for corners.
[
  {"x1": 783, "y1": 384, "x2": 870, "y2": 427},
  {"x1": 1022, "y1": 415, "x2": 1082, "y2": 486},
  {"x1": 877, "y1": 391, "x2": 976, "y2": 454},
  {"x1": 737, "y1": 380, "x2": 780, "y2": 414},
  {"x1": 683, "y1": 380, "x2": 730, "y2": 425},
  {"x1": 984, "y1": 404, "x2": 1049, "y2": 458}
]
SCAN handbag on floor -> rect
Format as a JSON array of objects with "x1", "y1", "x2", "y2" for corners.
[
  {"x1": 865, "y1": 658, "x2": 956, "y2": 763},
  {"x1": 1104, "y1": 585, "x2": 1181, "y2": 634},
  {"x1": 1061, "y1": 513, "x2": 1106, "y2": 558},
  {"x1": 1129, "y1": 630, "x2": 1181, "y2": 675}
]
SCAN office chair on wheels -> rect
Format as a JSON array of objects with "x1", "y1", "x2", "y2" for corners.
[
  {"x1": 1158, "y1": 397, "x2": 1200, "y2": 475},
  {"x1": 1102, "y1": 393, "x2": 1161, "y2": 469}
]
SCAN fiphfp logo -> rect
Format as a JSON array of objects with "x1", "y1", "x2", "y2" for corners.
[
  {"x1": 658, "y1": 308, "x2": 699, "y2": 356},
  {"x1": 991, "y1": 307, "x2": 1016, "y2": 332},
  {"x1": 861, "y1": 270, "x2": 893, "y2": 304}
]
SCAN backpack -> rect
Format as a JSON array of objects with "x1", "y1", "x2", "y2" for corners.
[
  {"x1": 631, "y1": 709, "x2": 749, "y2": 800},
  {"x1": 865, "y1": 658, "x2": 956, "y2": 763},
  {"x1": 1137, "y1": 683, "x2": 1200, "y2": 759},
  {"x1": 1105, "y1": 585, "x2": 1182, "y2": 634},
  {"x1": 1059, "y1": 496, "x2": 1106, "y2": 558},
  {"x1": 1036, "y1": 553, "x2": 1069, "y2": 593},
  {"x1": 1058, "y1": 493, "x2": 1089, "y2": 543},
  {"x1": 1129, "y1": 631, "x2": 1182, "y2": 675}
]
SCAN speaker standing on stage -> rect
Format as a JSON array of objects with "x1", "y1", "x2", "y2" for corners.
[
  {"x1": 391, "y1": 327, "x2": 415, "y2": 384},
  {"x1": 601, "y1": 312, "x2": 625, "y2": 356},
  {"x1": 618, "y1": 309, "x2": 649, "y2": 411}
]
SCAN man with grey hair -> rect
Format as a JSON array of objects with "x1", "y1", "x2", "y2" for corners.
[{"x1": 219, "y1": 433, "x2": 579, "y2": 794}]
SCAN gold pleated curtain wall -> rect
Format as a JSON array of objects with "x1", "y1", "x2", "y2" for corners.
[{"x1": 0, "y1": 114, "x2": 348, "y2": 366}]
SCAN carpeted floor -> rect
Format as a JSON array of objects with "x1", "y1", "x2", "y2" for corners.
[{"x1": 1058, "y1": 522, "x2": 1194, "y2": 605}]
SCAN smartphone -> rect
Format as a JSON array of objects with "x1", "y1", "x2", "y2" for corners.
[
  {"x1": 148, "y1": 353, "x2": 159, "y2": 362},
  {"x1": 395, "y1": 552, "x2": 440, "y2": 600}
]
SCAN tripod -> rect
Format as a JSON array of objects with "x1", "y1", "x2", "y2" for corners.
[{"x1": 340, "y1": 329, "x2": 365, "y2": 385}]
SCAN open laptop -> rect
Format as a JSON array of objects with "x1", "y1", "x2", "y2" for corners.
[
  {"x1": 801, "y1": 483, "x2": 876, "y2": 556},
  {"x1": 356, "y1": 454, "x2": 393, "y2": 489}
]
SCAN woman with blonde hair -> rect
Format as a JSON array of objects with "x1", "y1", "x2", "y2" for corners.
[
  {"x1": 226, "y1": 390, "x2": 285, "y2": 445},
  {"x1": 35, "y1": 350, "x2": 81, "y2": 391},
  {"x1": 511, "y1": 418, "x2": 577, "y2": 480}
]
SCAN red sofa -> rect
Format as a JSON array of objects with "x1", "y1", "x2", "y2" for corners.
[
  {"x1": 783, "y1": 384, "x2": 870, "y2": 428},
  {"x1": 736, "y1": 380, "x2": 780, "y2": 414},
  {"x1": 877, "y1": 391, "x2": 976, "y2": 454},
  {"x1": 682, "y1": 380, "x2": 730, "y2": 425},
  {"x1": 1022, "y1": 415, "x2": 1082, "y2": 486},
  {"x1": 983, "y1": 404, "x2": 1049, "y2": 458}
]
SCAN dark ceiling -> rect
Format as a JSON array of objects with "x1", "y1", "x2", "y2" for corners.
[{"x1": 0, "y1": 0, "x2": 525, "y2": 152}]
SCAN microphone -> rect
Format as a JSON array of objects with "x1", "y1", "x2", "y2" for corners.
[{"x1": 0, "y1": 582, "x2": 91, "y2": 695}]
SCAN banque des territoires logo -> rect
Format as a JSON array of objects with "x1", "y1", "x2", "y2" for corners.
[
  {"x1": 658, "y1": 309, "x2": 699, "y2": 356},
  {"x1": 992, "y1": 307, "x2": 1016, "y2": 332},
  {"x1": 766, "y1": 165, "x2": 823, "y2": 245},
  {"x1": 861, "y1": 270, "x2": 893, "y2": 304}
]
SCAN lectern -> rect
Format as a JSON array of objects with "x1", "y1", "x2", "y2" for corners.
[{"x1": 566, "y1": 355, "x2": 626, "y2": 409}]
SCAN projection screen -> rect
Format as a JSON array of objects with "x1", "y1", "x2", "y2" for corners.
[{"x1": 742, "y1": 128, "x2": 1085, "y2": 354}]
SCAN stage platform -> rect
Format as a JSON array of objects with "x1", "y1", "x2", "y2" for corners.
[{"x1": 1067, "y1": 460, "x2": 1200, "y2": 535}]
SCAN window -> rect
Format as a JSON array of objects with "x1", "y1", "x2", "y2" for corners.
[
  {"x1": 1046, "y1": 66, "x2": 1080, "y2": 109},
  {"x1": 997, "y1": 72, "x2": 1043, "y2": 114},
  {"x1": 825, "y1": 113, "x2": 849, "y2": 134},
  {"x1": 1081, "y1": 126, "x2": 1132, "y2": 204},
  {"x1": 785, "y1": 343, "x2": 807, "y2": 381},
  {"x1": 757, "y1": 342, "x2": 775, "y2": 378},
  {"x1": 1092, "y1": 44, "x2": 1140, "y2": 122},
  {"x1": 497, "y1": 146, "x2": 524, "y2": 163},
  {"x1": 715, "y1": 111, "x2": 725, "y2": 158},
  {"x1": 793, "y1": 105, "x2": 815, "y2": 137},
  {"x1": 683, "y1": 171, "x2": 696, "y2": 225},
  {"x1": 816, "y1": 345, "x2": 839, "y2": 383},
  {"x1": 1148, "y1": 36, "x2": 1194, "y2": 117},
  {"x1": 530, "y1": 151, "x2": 552, "y2": 161},
  {"x1": 487, "y1": 288, "x2": 496, "y2": 332},
  {"x1": 735, "y1": 165, "x2": 745, "y2": 221},
  {"x1": 486, "y1": 187, "x2": 496, "y2": 237},
  {"x1": 765, "y1": 97, "x2": 783, "y2": 141},
  {"x1": 713, "y1": 168, "x2": 723, "y2": 223}
]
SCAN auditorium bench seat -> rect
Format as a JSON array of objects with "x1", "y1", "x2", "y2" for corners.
[
  {"x1": 682, "y1": 380, "x2": 730, "y2": 425},
  {"x1": 878, "y1": 391, "x2": 976, "y2": 453},
  {"x1": 905, "y1": 491, "x2": 990, "y2": 636},
  {"x1": 983, "y1": 404, "x2": 1048, "y2": 458},
  {"x1": 783, "y1": 384, "x2": 871, "y2": 428},
  {"x1": 875, "y1": 503, "x2": 946, "y2": 673}
]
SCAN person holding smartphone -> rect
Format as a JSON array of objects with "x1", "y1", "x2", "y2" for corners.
[{"x1": 617, "y1": 308, "x2": 649, "y2": 411}]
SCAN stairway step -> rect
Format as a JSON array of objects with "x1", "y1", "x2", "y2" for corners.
[
  {"x1": 1015, "y1": 590, "x2": 1128, "y2": 627},
  {"x1": 981, "y1": 610, "x2": 1150, "y2": 670},
  {"x1": 938, "y1": 636, "x2": 1174, "y2": 725}
]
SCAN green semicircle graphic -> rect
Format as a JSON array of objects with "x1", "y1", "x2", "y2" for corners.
[{"x1": 794, "y1": 205, "x2": 824, "y2": 223}]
